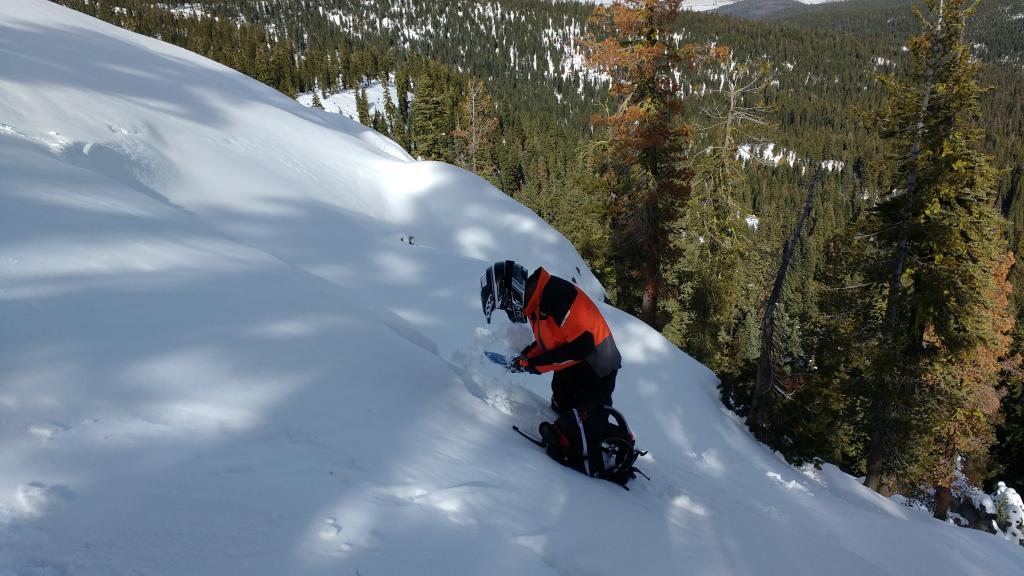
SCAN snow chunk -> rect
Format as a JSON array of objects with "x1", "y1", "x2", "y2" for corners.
[
  {"x1": 994, "y1": 482, "x2": 1024, "y2": 545},
  {"x1": 766, "y1": 472, "x2": 812, "y2": 495}
]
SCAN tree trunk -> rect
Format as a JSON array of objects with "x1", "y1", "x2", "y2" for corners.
[
  {"x1": 641, "y1": 248, "x2": 660, "y2": 327},
  {"x1": 864, "y1": 426, "x2": 885, "y2": 492},
  {"x1": 639, "y1": 142, "x2": 661, "y2": 327},
  {"x1": 934, "y1": 485, "x2": 952, "y2": 521},
  {"x1": 746, "y1": 166, "x2": 820, "y2": 435},
  {"x1": 885, "y1": 1, "x2": 942, "y2": 331},
  {"x1": 933, "y1": 431, "x2": 958, "y2": 520},
  {"x1": 867, "y1": 5, "x2": 942, "y2": 494}
]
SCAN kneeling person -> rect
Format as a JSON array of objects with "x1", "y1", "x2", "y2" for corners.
[{"x1": 480, "y1": 260, "x2": 622, "y2": 413}]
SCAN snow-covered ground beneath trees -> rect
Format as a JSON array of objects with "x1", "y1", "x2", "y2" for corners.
[
  {"x1": 296, "y1": 81, "x2": 403, "y2": 122},
  {"x1": 1, "y1": 1, "x2": 1022, "y2": 574},
  {"x1": 588, "y1": 0, "x2": 844, "y2": 10}
]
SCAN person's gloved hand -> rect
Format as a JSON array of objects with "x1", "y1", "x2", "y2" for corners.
[{"x1": 510, "y1": 355, "x2": 540, "y2": 374}]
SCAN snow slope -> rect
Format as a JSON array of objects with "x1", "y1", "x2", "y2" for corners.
[{"x1": 0, "y1": 1, "x2": 1021, "y2": 574}]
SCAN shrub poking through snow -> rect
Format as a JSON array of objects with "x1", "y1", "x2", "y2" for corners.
[{"x1": 993, "y1": 482, "x2": 1024, "y2": 546}]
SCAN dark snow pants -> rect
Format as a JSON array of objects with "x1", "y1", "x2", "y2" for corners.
[{"x1": 549, "y1": 362, "x2": 616, "y2": 415}]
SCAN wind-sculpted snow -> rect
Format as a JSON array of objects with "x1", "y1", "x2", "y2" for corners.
[{"x1": 1, "y1": 1, "x2": 1022, "y2": 574}]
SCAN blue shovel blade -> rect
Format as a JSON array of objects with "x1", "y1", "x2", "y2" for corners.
[{"x1": 484, "y1": 351, "x2": 510, "y2": 366}]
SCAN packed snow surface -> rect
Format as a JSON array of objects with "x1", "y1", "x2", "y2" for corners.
[{"x1": 1, "y1": 1, "x2": 1022, "y2": 574}]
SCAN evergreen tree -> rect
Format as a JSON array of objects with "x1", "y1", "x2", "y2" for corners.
[
  {"x1": 993, "y1": 312, "x2": 1024, "y2": 489},
  {"x1": 381, "y1": 78, "x2": 400, "y2": 144},
  {"x1": 681, "y1": 47, "x2": 774, "y2": 374},
  {"x1": 748, "y1": 168, "x2": 821, "y2": 436},
  {"x1": 396, "y1": 68, "x2": 411, "y2": 120},
  {"x1": 394, "y1": 67, "x2": 413, "y2": 150},
  {"x1": 411, "y1": 65, "x2": 450, "y2": 161},
  {"x1": 454, "y1": 78, "x2": 499, "y2": 181},
  {"x1": 254, "y1": 37, "x2": 271, "y2": 86},
  {"x1": 270, "y1": 39, "x2": 297, "y2": 98},
  {"x1": 584, "y1": 0, "x2": 693, "y2": 326},
  {"x1": 861, "y1": 0, "x2": 1008, "y2": 499},
  {"x1": 372, "y1": 110, "x2": 387, "y2": 136},
  {"x1": 356, "y1": 87, "x2": 371, "y2": 126},
  {"x1": 925, "y1": 252, "x2": 1015, "y2": 518}
]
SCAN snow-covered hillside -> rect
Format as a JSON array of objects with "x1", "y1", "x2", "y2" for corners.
[
  {"x1": 586, "y1": 0, "x2": 845, "y2": 10},
  {"x1": 296, "y1": 81, "x2": 405, "y2": 122},
  {"x1": 1, "y1": 1, "x2": 1022, "y2": 574}
]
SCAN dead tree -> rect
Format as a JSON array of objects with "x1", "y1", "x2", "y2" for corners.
[{"x1": 746, "y1": 165, "x2": 821, "y2": 437}]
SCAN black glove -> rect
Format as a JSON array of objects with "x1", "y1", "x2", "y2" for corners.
[{"x1": 510, "y1": 355, "x2": 540, "y2": 374}]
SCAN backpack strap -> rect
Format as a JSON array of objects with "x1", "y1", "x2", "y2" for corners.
[
  {"x1": 571, "y1": 408, "x2": 591, "y2": 477},
  {"x1": 604, "y1": 406, "x2": 633, "y2": 443},
  {"x1": 512, "y1": 425, "x2": 546, "y2": 447}
]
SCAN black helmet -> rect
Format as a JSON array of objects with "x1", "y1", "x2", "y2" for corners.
[{"x1": 480, "y1": 260, "x2": 529, "y2": 324}]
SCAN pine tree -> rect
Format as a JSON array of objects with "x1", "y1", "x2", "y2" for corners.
[
  {"x1": 411, "y1": 66, "x2": 448, "y2": 161},
  {"x1": 396, "y1": 68, "x2": 411, "y2": 121},
  {"x1": 270, "y1": 39, "x2": 297, "y2": 98},
  {"x1": 394, "y1": 67, "x2": 413, "y2": 150},
  {"x1": 862, "y1": 0, "x2": 1008, "y2": 496},
  {"x1": 748, "y1": 168, "x2": 821, "y2": 436},
  {"x1": 454, "y1": 78, "x2": 499, "y2": 180},
  {"x1": 926, "y1": 252, "x2": 1015, "y2": 518},
  {"x1": 381, "y1": 78, "x2": 400, "y2": 144},
  {"x1": 584, "y1": 0, "x2": 693, "y2": 326},
  {"x1": 994, "y1": 313, "x2": 1024, "y2": 489},
  {"x1": 254, "y1": 37, "x2": 271, "y2": 86},
  {"x1": 372, "y1": 110, "x2": 387, "y2": 136},
  {"x1": 311, "y1": 90, "x2": 324, "y2": 110},
  {"x1": 683, "y1": 47, "x2": 774, "y2": 374},
  {"x1": 355, "y1": 87, "x2": 371, "y2": 126}
]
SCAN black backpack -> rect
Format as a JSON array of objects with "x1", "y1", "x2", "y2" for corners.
[{"x1": 537, "y1": 405, "x2": 648, "y2": 489}]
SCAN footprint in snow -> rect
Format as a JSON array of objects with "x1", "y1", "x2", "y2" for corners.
[
  {"x1": 16, "y1": 482, "x2": 75, "y2": 517},
  {"x1": 107, "y1": 124, "x2": 135, "y2": 136},
  {"x1": 319, "y1": 517, "x2": 342, "y2": 539},
  {"x1": 29, "y1": 421, "x2": 69, "y2": 440}
]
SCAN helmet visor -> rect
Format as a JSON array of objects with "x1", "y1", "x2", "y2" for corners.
[
  {"x1": 480, "y1": 269, "x2": 496, "y2": 324},
  {"x1": 504, "y1": 262, "x2": 526, "y2": 323}
]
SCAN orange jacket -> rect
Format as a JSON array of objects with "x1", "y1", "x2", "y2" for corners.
[{"x1": 519, "y1": 268, "x2": 621, "y2": 376}]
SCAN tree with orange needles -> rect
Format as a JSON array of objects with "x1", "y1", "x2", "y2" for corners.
[
  {"x1": 924, "y1": 252, "x2": 1016, "y2": 520},
  {"x1": 584, "y1": 0, "x2": 692, "y2": 327}
]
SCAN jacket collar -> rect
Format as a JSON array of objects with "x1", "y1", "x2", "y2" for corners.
[{"x1": 523, "y1": 267, "x2": 548, "y2": 317}]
